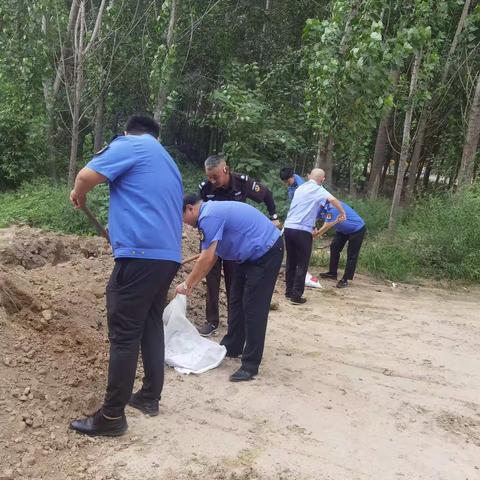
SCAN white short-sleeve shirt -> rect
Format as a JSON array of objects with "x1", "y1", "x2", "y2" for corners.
[{"x1": 284, "y1": 180, "x2": 332, "y2": 233}]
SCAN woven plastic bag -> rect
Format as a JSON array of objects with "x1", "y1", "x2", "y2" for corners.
[
  {"x1": 305, "y1": 272, "x2": 322, "y2": 288},
  {"x1": 163, "y1": 295, "x2": 226, "y2": 374}
]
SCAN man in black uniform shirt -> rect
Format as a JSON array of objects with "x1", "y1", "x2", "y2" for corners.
[{"x1": 198, "y1": 154, "x2": 279, "y2": 336}]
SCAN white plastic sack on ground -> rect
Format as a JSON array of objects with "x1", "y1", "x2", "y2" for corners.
[
  {"x1": 305, "y1": 272, "x2": 322, "y2": 289},
  {"x1": 163, "y1": 295, "x2": 226, "y2": 374}
]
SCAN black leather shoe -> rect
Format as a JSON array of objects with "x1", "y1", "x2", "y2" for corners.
[
  {"x1": 230, "y1": 368, "x2": 255, "y2": 382},
  {"x1": 320, "y1": 272, "x2": 338, "y2": 280},
  {"x1": 69, "y1": 409, "x2": 127, "y2": 437},
  {"x1": 225, "y1": 351, "x2": 242, "y2": 358},
  {"x1": 336, "y1": 278, "x2": 348, "y2": 288},
  {"x1": 128, "y1": 391, "x2": 159, "y2": 417},
  {"x1": 290, "y1": 297, "x2": 307, "y2": 305}
]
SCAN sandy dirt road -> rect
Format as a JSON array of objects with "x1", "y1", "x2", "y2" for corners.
[
  {"x1": 1, "y1": 227, "x2": 479, "y2": 479},
  {"x1": 89, "y1": 275, "x2": 480, "y2": 480}
]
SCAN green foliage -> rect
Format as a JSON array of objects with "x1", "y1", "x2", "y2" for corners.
[
  {"x1": 203, "y1": 63, "x2": 302, "y2": 177},
  {"x1": 347, "y1": 197, "x2": 391, "y2": 235},
  {"x1": 0, "y1": 157, "x2": 204, "y2": 234},
  {"x1": 0, "y1": 181, "x2": 109, "y2": 235},
  {"x1": 360, "y1": 186, "x2": 480, "y2": 281}
]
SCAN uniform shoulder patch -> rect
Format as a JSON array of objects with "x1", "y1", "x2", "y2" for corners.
[
  {"x1": 198, "y1": 228, "x2": 205, "y2": 241},
  {"x1": 252, "y1": 182, "x2": 260, "y2": 192}
]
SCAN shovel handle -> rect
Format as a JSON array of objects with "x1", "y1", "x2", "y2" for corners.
[{"x1": 81, "y1": 206, "x2": 110, "y2": 243}]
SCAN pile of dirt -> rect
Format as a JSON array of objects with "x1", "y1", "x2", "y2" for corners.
[
  {"x1": 0, "y1": 225, "x2": 224, "y2": 480},
  {"x1": 0, "y1": 225, "x2": 109, "y2": 269}
]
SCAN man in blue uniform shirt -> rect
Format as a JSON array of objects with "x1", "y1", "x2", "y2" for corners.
[
  {"x1": 279, "y1": 166, "x2": 305, "y2": 200},
  {"x1": 198, "y1": 154, "x2": 279, "y2": 337},
  {"x1": 283, "y1": 168, "x2": 346, "y2": 304},
  {"x1": 315, "y1": 200, "x2": 366, "y2": 288},
  {"x1": 69, "y1": 115, "x2": 183, "y2": 437},
  {"x1": 177, "y1": 194, "x2": 284, "y2": 382}
]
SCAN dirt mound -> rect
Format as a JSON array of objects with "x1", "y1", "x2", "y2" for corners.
[
  {"x1": 0, "y1": 225, "x2": 226, "y2": 480},
  {"x1": 0, "y1": 271, "x2": 41, "y2": 314},
  {"x1": 0, "y1": 225, "x2": 109, "y2": 269}
]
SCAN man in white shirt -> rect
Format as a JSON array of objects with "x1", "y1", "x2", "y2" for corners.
[{"x1": 283, "y1": 169, "x2": 346, "y2": 304}]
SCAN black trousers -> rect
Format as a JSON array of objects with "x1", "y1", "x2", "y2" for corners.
[
  {"x1": 205, "y1": 257, "x2": 235, "y2": 327},
  {"x1": 103, "y1": 258, "x2": 179, "y2": 418},
  {"x1": 284, "y1": 228, "x2": 313, "y2": 299},
  {"x1": 220, "y1": 237, "x2": 284, "y2": 374},
  {"x1": 329, "y1": 226, "x2": 366, "y2": 280}
]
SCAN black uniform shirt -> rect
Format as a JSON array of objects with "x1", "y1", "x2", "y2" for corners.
[{"x1": 199, "y1": 172, "x2": 278, "y2": 220}]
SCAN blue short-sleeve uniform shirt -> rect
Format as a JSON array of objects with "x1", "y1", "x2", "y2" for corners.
[
  {"x1": 198, "y1": 201, "x2": 280, "y2": 263},
  {"x1": 318, "y1": 201, "x2": 365, "y2": 235},
  {"x1": 86, "y1": 134, "x2": 183, "y2": 262}
]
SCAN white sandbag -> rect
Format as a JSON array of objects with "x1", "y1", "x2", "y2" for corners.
[
  {"x1": 163, "y1": 295, "x2": 226, "y2": 374},
  {"x1": 305, "y1": 271, "x2": 322, "y2": 289}
]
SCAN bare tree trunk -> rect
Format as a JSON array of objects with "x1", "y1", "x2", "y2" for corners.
[
  {"x1": 67, "y1": 0, "x2": 108, "y2": 186},
  {"x1": 44, "y1": 0, "x2": 81, "y2": 181},
  {"x1": 389, "y1": 50, "x2": 423, "y2": 230},
  {"x1": 403, "y1": 0, "x2": 472, "y2": 197},
  {"x1": 314, "y1": 0, "x2": 361, "y2": 188},
  {"x1": 154, "y1": 0, "x2": 179, "y2": 125},
  {"x1": 41, "y1": 14, "x2": 58, "y2": 182},
  {"x1": 404, "y1": 109, "x2": 427, "y2": 203},
  {"x1": 458, "y1": 73, "x2": 480, "y2": 186},
  {"x1": 94, "y1": 90, "x2": 105, "y2": 152},
  {"x1": 68, "y1": 2, "x2": 86, "y2": 187},
  {"x1": 349, "y1": 161, "x2": 357, "y2": 197},
  {"x1": 263, "y1": 0, "x2": 271, "y2": 33},
  {"x1": 441, "y1": 0, "x2": 473, "y2": 85},
  {"x1": 315, "y1": 134, "x2": 334, "y2": 188}
]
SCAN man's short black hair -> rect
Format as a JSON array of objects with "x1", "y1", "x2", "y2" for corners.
[
  {"x1": 125, "y1": 115, "x2": 160, "y2": 137},
  {"x1": 183, "y1": 193, "x2": 200, "y2": 212},
  {"x1": 205, "y1": 154, "x2": 226, "y2": 170},
  {"x1": 279, "y1": 167, "x2": 294, "y2": 181}
]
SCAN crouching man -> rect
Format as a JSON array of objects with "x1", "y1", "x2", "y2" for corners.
[{"x1": 177, "y1": 194, "x2": 284, "y2": 382}]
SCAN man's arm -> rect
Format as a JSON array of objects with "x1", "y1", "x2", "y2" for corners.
[
  {"x1": 70, "y1": 167, "x2": 107, "y2": 209},
  {"x1": 244, "y1": 177, "x2": 278, "y2": 220},
  {"x1": 176, "y1": 241, "x2": 218, "y2": 295},
  {"x1": 327, "y1": 196, "x2": 347, "y2": 222},
  {"x1": 313, "y1": 218, "x2": 342, "y2": 238}
]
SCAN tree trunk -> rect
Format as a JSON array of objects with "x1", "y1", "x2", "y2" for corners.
[
  {"x1": 349, "y1": 161, "x2": 357, "y2": 197},
  {"x1": 315, "y1": 133, "x2": 334, "y2": 188},
  {"x1": 458, "y1": 73, "x2": 480, "y2": 186},
  {"x1": 68, "y1": 2, "x2": 85, "y2": 187},
  {"x1": 404, "y1": 0, "x2": 472, "y2": 196},
  {"x1": 368, "y1": 115, "x2": 390, "y2": 199},
  {"x1": 367, "y1": 69, "x2": 400, "y2": 199},
  {"x1": 423, "y1": 158, "x2": 432, "y2": 189},
  {"x1": 263, "y1": 0, "x2": 271, "y2": 33},
  {"x1": 389, "y1": 50, "x2": 423, "y2": 230},
  {"x1": 404, "y1": 109, "x2": 427, "y2": 203},
  {"x1": 94, "y1": 90, "x2": 105, "y2": 152},
  {"x1": 154, "y1": 0, "x2": 179, "y2": 125},
  {"x1": 313, "y1": 1, "x2": 360, "y2": 189},
  {"x1": 441, "y1": 0, "x2": 473, "y2": 85},
  {"x1": 41, "y1": 14, "x2": 60, "y2": 182}
]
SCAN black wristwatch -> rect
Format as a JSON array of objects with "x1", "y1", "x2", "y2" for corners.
[{"x1": 271, "y1": 214, "x2": 279, "y2": 221}]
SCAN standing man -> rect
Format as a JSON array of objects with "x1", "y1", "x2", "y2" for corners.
[
  {"x1": 279, "y1": 166, "x2": 305, "y2": 200},
  {"x1": 198, "y1": 154, "x2": 279, "y2": 337},
  {"x1": 283, "y1": 168, "x2": 346, "y2": 305},
  {"x1": 316, "y1": 201, "x2": 366, "y2": 288},
  {"x1": 178, "y1": 194, "x2": 284, "y2": 381},
  {"x1": 69, "y1": 115, "x2": 183, "y2": 437}
]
